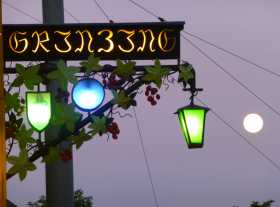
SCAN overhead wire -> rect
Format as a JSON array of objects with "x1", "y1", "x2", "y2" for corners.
[
  {"x1": 133, "y1": 107, "x2": 160, "y2": 207},
  {"x1": 182, "y1": 36, "x2": 280, "y2": 117},
  {"x1": 91, "y1": 0, "x2": 113, "y2": 23},
  {"x1": 3, "y1": 1, "x2": 41, "y2": 23},
  {"x1": 4, "y1": 0, "x2": 280, "y2": 184},
  {"x1": 64, "y1": 8, "x2": 80, "y2": 23},
  {"x1": 196, "y1": 97, "x2": 280, "y2": 172},
  {"x1": 125, "y1": 0, "x2": 280, "y2": 174},
  {"x1": 84, "y1": 2, "x2": 161, "y2": 207},
  {"x1": 3, "y1": 1, "x2": 80, "y2": 24},
  {"x1": 127, "y1": 0, "x2": 279, "y2": 79},
  {"x1": 182, "y1": 31, "x2": 280, "y2": 78}
]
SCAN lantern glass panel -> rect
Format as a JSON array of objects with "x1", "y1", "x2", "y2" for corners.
[
  {"x1": 26, "y1": 92, "x2": 51, "y2": 132},
  {"x1": 177, "y1": 105, "x2": 208, "y2": 148}
]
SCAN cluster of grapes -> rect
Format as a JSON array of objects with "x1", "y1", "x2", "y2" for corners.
[
  {"x1": 107, "y1": 122, "x2": 120, "y2": 140},
  {"x1": 60, "y1": 149, "x2": 72, "y2": 162},
  {"x1": 145, "y1": 85, "x2": 160, "y2": 106},
  {"x1": 102, "y1": 74, "x2": 119, "y2": 89}
]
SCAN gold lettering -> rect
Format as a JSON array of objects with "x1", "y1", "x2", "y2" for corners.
[
  {"x1": 54, "y1": 31, "x2": 72, "y2": 53},
  {"x1": 32, "y1": 31, "x2": 50, "y2": 53},
  {"x1": 97, "y1": 29, "x2": 114, "y2": 53},
  {"x1": 117, "y1": 29, "x2": 135, "y2": 53},
  {"x1": 158, "y1": 29, "x2": 176, "y2": 52},
  {"x1": 75, "y1": 30, "x2": 94, "y2": 53},
  {"x1": 137, "y1": 29, "x2": 155, "y2": 52},
  {"x1": 9, "y1": 32, "x2": 28, "y2": 54}
]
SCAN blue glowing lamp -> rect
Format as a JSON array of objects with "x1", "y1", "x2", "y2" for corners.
[{"x1": 72, "y1": 78, "x2": 105, "y2": 111}]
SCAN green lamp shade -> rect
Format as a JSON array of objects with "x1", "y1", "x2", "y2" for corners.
[
  {"x1": 177, "y1": 105, "x2": 209, "y2": 148},
  {"x1": 26, "y1": 92, "x2": 51, "y2": 132}
]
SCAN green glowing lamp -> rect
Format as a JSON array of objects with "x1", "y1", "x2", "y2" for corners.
[
  {"x1": 26, "y1": 92, "x2": 51, "y2": 132},
  {"x1": 176, "y1": 104, "x2": 209, "y2": 149}
]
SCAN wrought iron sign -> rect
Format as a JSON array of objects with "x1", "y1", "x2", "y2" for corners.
[{"x1": 3, "y1": 22, "x2": 184, "y2": 61}]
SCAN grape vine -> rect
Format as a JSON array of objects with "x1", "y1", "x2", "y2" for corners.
[{"x1": 4, "y1": 55, "x2": 194, "y2": 181}]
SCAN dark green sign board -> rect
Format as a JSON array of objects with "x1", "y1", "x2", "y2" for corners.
[{"x1": 3, "y1": 21, "x2": 184, "y2": 61}]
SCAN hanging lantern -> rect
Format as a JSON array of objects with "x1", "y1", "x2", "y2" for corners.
[
  {"x1": 26, "y1": 92, "x2": 51, "y2": 132},
  {"x1": 72, "y1": 78, "x2": 105, "y2": 111},
  {"x1": 176, "y1": 104, "x2": 209, "y2": 148}
]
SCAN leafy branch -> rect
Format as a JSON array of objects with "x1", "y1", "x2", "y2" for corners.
[{"x1": 5, "y1": 57, "x2": 193, "y2": 181}]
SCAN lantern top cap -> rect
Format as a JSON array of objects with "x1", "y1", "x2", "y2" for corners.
[{"x1": 175, "y1": 104, "x2": 210, "y2": 114}]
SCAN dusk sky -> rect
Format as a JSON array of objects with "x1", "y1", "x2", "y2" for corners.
[{"x1": 4, "y1": 0, "x2": 280, "y2": 206}]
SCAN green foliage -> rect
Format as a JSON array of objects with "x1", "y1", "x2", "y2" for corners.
[
  {"x1": 12, "y1": 64, "x2": 42, "y2": 90},
  {"x1": 4, "y1": 92, "x2": 21, "y2": 112},
  {"x1": 112, "y1": 90, "x2": 132, "y2": 109},
  {"x1": 42, "y1": 147, "x2": 60, "y2": 164},
  {"x1": 27, "y1": 189, "x2": 93, "y2": 207},
  {"x1": 178, "y1": 64, "x2": 194, "y2": 83},
  {"x1": 80, "y1": 54, "x2": 102, "y2": 75},
  {"x1": 250, "y1": 200, "x2": 274, "y2": 207},
  {"x1": 7, "y1": 150, "x2": 36, "y2": 181},
  {"x1": 69, "y1": 129, "x2": 93, "y2": 149},
  {"x1": 113, "y1": 59, "x2": 136, "y2": 80},
  {"x1": 47, "y1": 60, "x2": 79, "y2": 90},
  {"x1": 51, "y1": 103, "x2": 81, "y2": 132},
  {"x1": 89, "y1": 116, "x2": 108, "y2": 136},
  {"x1": 15, "y1": 125, "x2": 35, "y2": 150},
  {"x1": 142, "y1": 59, "x2": 170, "y2": 88},
  {"x1": 5, "y1": 57, "x2": 188, "y2": 181}
]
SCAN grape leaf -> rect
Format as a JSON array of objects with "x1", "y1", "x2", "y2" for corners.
[
  {"x1": 113, "y1": 59, "x2": 136, "y2": 80},
  {"x1": 68, "y1": 129, "x2": 92, "y2": 149},
  {"x1": 43, "y1": 147, "x2": 60, "y2": 164},
  {"x1": 12, "y1": 64, "x2": 42, "y2": 90},
  {"x1": 51, "y1": 103, "x2": 81, "y2": 132},
  {"x1": 5, "y1": 92, "x2": 20, "y2": 112},
  {"x1": 112, "y1": 90, "x2": 132, "y2": 109},
  {"x1": 142, "y1": 59, "x2": 170, "y2": 88},
  {"x1": 7, "y1": 150, "x2": 36, "y2": 181},
  {"x1": 178, "y1": 64, "x2": 194, "y2": 83},
  {"x1": 80, "y1": 54, "x2": 102, "y2": 75},
  {"x1": 89, "y1": 116, "x2": 107, "y2": 136},
  {"x1": 15, "y1": 125, "x2": 36, "y2": 150},
  {"x1": 47, "y1": 60, "x2": 80, "y2": 90}
]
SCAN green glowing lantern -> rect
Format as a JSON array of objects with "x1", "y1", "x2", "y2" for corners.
[
  {"x1": 176, "y1": 104, "x2": 209, "y2": 148},
  {"x1": 26, "y1": 92, "x2": 51, "y2": 132}
]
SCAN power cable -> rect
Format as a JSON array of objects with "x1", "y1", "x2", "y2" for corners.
[
  {"x1": 183, "y1": 31, "x2": 280, "y2": 78},
  {"x1": 182, "y1": 36, "x2": 280, "y2": 118},
  {"x1": 3, "y1": 1, "x2": 80, "y2": 24},
  {"x1": 91, "y1": 0, "x2": 114, "y2": 23},
  {"x1": 128, "y1": 0, "x2": 165, "y2": 22},
  {"x1": 3, "y1": 1, "x2": 41, "y2": 23},
  {"x1": 126, "y1": 0, "x2": 280, "y2": 177},
  {"x1": 133, "y1": 107, "x2": 160, "y2": 207},
  {"x1": 64, "y1": 8, "x2": 80, "y2": 23},
  {"x1": 127, "y1": 0, "x2": 280, "y2": 79},
  {"x1": 6, "y1": 0, "x2": 280, "y2": 185},
  {"x1": 196, "y1": 97, "x2": 280, "y2": 173}
]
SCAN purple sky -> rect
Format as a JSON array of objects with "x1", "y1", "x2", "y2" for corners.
[{"x1": 4, "y1": 0, "x2": 280, "y2": 206}]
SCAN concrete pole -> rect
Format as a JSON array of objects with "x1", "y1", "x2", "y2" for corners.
[
  {"x1": 42, "y1": 1, "x2": 74, "y2": 207},
  {"x1": 0, "y1": 0, "x2": 7, "y2": 206}
]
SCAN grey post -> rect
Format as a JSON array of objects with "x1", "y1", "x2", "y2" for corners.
[{"x1": 42, "y1": 0, "x2": 74, "y2": 207}]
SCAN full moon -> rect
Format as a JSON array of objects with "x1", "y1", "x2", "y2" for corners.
[{"x1": 243, "y1": 113, "x2": 264, "y2": 133}]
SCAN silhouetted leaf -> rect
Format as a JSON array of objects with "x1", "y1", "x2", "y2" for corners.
[
  {"x1": 142, "y1": 59, "x2": 170, "y2": 88},
  {"x1": 113, "y1": 59, "x2": 136, "y2": 80},
  {"x1": 47, "y1": 60, "x2": 79, "y2": 90},
  {"x1": 7, "y1": 150, "x2": 36, "y2": 181},
  {"x1": 80, "y1": 54, "x2": 102, "y2": 75},
  {"x1": 12, "y1": 64, "x2": 42, "y2": 89}
]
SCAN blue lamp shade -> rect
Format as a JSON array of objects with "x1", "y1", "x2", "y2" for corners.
[{"x1": 72, "y1": 78, "x2": 105, "y2": 111}]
